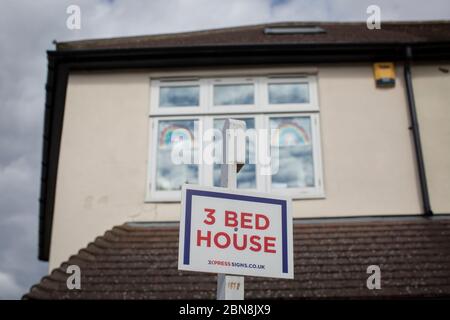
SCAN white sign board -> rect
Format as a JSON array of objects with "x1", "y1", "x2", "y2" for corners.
[{"x1": 178, "y1": 185, "x2": 294, "y2": 279}]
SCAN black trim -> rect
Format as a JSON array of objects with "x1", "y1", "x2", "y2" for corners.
[
  {"x1": 404, "y1": 46, "x2": 433, "y2": 216},
  {"x1": 39, "y1": 56, "x2": 69, "y2": 260},
  {"x1": 39, "y1": 42, "x2": 450, "y2": 261}
]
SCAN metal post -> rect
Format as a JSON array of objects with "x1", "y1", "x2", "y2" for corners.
[{"x1": 217, "y1": 119, "x2": 246, "y2": 300}]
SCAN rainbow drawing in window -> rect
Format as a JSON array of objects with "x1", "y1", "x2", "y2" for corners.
[
  {"x1": 159, "y1": 125, "x2": 194, "y2": 148},
  {"x1": 272, "y1": 122, "x2": 310, "y2": 147}
]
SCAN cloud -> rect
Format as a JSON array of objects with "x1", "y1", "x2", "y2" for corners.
[
  {"x1": 270, "y1": 0, "x2": 450, "y2": 21},
  {"x1": 0, "y1": 0, "x2": 449, "y2": 300},
  {"x1": 0, "y1": 271, "x2": 23, "y2": 299}
]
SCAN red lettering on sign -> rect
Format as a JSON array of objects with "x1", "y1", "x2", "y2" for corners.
[
  {"x1": 196, "y1": 208, "x2": 276, "y2": 253},
  {"x1": 233, "y1": 233, "x2": 247, "y2": 250},
  {"x1": 224, "y1": 210, "x2": 238, "y2": 227},
  {"x1": 196, "y1": 230, "x2": 276, "y2": 253},
  {"x1": 223, "y1": 211, "x2": 271, "y2": 230},
  {"x1": 264, "y1": 237, "x2": 276, "y2": 253},
  {"x1": 241, "y1": 212, "x2": 253, "y2": 229},
  {"x1": 214, "y1": 232, "x2": 231, "y2": 249},
  {"x1": 197, "y1": 230, "x2": 211, "y2": 247},
  {"x1": 249, "y1": 235, "x2": 262, "y2": 252},
  {"x1": 255, "y1": 214, "x2": 270, "y2": 230},
  {"x1": 203, "y1": 208, "x2": 216, "y2": 225}
]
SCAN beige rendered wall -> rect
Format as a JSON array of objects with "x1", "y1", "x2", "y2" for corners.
[
  {"x1": 412, "y1": 63, "x2": 450, "y2": 214},
  {"x1": 49, "y1": 65, "x2": 422, "y2": 269}
]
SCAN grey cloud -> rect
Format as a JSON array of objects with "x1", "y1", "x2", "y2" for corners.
[
  {"x1": 271, "y1": 0, "x2": 450, "y2": 21},
  {"x1": 0, "y1": 272, "x2": 22, "y2": 299}
]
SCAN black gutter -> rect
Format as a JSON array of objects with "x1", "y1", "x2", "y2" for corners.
[
  {"x1": 404, "y1": 46, "x2": 433, "y2": 216},
  {"x1": 39, "y1": 42, "x2": 449, "y2": 261}
]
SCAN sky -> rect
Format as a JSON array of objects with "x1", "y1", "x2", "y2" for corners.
[{"x1": 0, "y1": 0, "x2": 449, "y2": 300}]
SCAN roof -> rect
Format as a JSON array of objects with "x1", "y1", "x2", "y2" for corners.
[
  {"x1": 57, "y1": 21, "x2": 450, "y2": 51},
  {"x1": 26, "y1": 217, "x2": 450, "y2": 299}
]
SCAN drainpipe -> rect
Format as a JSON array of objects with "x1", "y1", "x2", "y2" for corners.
[{"x1": 404, "y1": 46, "x2": 433, "y2": 216}]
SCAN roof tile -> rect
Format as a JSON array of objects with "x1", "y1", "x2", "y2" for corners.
[{"x1": 25, "y1": 217, "x2": 450, "y2": 299}]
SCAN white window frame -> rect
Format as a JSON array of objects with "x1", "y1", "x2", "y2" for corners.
[
  {"x1": 146, "y1": 74, "x2": 324, "y2": 202},
  {"x1": 208, "y1": 77, "x2": 259, "y2": 114},
  {"x1": 147, "y1": 116, "x2": 205, "y2": 202},
  {"x1": 261, "y1": 76, "x2": 319, "y2": 112},
  {"x1": 150, "y1": 75, "x2": 318, "y2": 116},
  {"x1": 264, "y1": 112, "x2": 324, "y2": 199},
  {"x1": 150, "y1": 79, "x2": 207, "y2": 116}
]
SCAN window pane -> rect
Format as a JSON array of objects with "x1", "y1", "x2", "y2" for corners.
[
  {"x1": 213, "y1": 118, "x2": 256, "y2": 189},
  {"x1": 159, "y1": 86, "x2": 199, "y2": 107},
  {"x1": 156, "y1": 119, "x2": 198, "y2": 190},
  {"x1": 214, "y1": 84, "x2": 254, "y2": 106},
  {"x1": 270, "y1": 116, "x2": 315, "y2": 188},
  {"x1": 268, "y1": 83, "x2": 309, "y2": 104}
]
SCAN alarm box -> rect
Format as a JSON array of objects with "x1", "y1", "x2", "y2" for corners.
[{"x1": 373, "y1": 62, "x2": 396, "y2": 88}]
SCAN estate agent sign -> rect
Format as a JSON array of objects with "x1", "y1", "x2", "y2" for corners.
[{"x1": 178, "y1": 184, "x2": 293, "y2": 279}]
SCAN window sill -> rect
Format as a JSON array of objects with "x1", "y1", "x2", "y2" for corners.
[{"x1": 144, "y1": 192, "x2": 326, "y2": 203}]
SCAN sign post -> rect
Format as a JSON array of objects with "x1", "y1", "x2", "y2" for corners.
[
  {"x1": 178, "y1": 119, "x2": 294, "y2": 300},
  {"x1": 217, "y1": 119, "x2": 246, "y2": 300}
]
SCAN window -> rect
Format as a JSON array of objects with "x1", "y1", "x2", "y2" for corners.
[
  {"x1": 213, "y1": 118, "x2": 256, "y2": 189},
  {"x1": 213, "y1": 84, "x2": 254, "y2": 106},
  {"x1": 269, "y1": 116, "x2": 316, "y2": 190},
  {"x1": 268, "y1": 83, "x2": 309, "y2": 104},
  {"x1": 159, "y1": 86, "x2": 199, "y2": 107},
  {"x1": 150, "y1": 79, "x2": 203, "y2": 115},
  {"x1": 147, "y1": 75, "x2": 323, "y2": 201},
  {"x1": 155, "y1": 119, "x2": 199, "y2": 190}
]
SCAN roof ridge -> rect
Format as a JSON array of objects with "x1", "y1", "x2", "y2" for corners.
[{"x1": 56, "y1": 20, "x2": 450, "y2": 49}]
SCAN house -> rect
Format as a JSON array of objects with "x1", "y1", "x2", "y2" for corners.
[{"x1": 26, "y1": 21, "x2": 450, "y2": 299}]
